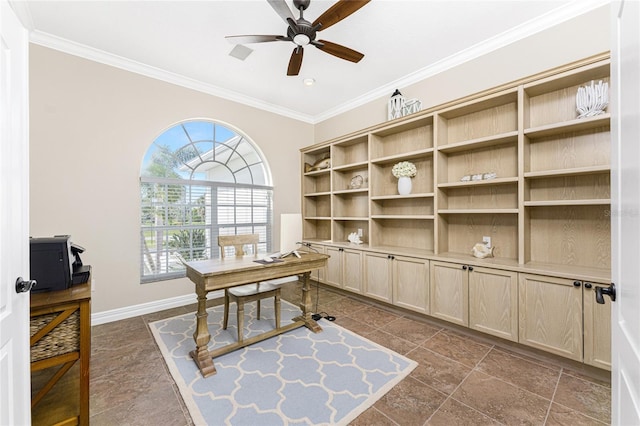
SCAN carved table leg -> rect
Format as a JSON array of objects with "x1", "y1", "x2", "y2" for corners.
[
  {"x1": 295, "y1": 271, "x2": 322, "y2": 333},
  {"x1": 189, "y1": 283, "x2": 216, "y2": 377}
]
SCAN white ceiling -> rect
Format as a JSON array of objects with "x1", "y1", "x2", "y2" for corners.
[{"x1": 14, "y1": 0, "x2": 607, "y2": 123}]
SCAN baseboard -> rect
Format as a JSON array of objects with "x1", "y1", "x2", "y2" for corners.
[{"x1": 91, "y1": 290, "x2": 223, "y2": 326}]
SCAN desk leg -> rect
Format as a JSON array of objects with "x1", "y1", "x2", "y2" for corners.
[
  {"x1": 189, "y1": 284, "x2": 216, "y2": 377},
  {"x1": 294, "y1": 272, "x2": 322, "y2": 333}
]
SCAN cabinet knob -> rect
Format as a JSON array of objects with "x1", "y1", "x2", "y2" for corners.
[
  {"x1": 584, "y1": 282, "x2": 593, "y2": 289},
  {"x1": 391, "y1": 255, "x2": 395, "y2": 260},
  {"x1": 573, "y1": 281, "x2": 582, "y2": 287},
  {"x1": 387, "y1": 255, "x2": 391, "y2": 259},
  {"x1": 468, "y1": 266, "x2": 474, "y2": 272},
  {"x1": 462, "y1": 265, "x2": 468, "y2": 270}
]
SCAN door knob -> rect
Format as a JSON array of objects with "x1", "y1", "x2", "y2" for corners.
[
  {"x1": 15, "y1": 277, "x2": 37, "y2": 293},
  {"x1": 595, "y1": 283, "x2": 616, "y2": 304}
]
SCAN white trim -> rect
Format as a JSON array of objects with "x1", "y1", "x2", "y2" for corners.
[
  {"x1": 313, "y1": 0, "x2": 612, "y2": 122},
  {"x1": 91, "y1": 290, "x2": 223, "y2": 326},
  {"x1": 25, "y1": 0, "x2": 609, "y2": 124}
]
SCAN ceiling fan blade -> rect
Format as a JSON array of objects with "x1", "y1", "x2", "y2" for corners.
[
  {"x1": 287, "y1": 47, "x2": 304, "y2": 76},
  {"x1": 315, "y1": 40, "x2": 364, "y2": 63},
  {"x1": 225, "y1": 35, "x2": 286, "y2": 44},
  {"x1": 312, "y1": 0, "x2": 370, "y2": 31},
  {"x1": 267, "y1": 0, "x2": 296, "y2": 25}
]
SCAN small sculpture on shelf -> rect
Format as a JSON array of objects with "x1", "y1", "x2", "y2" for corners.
[
  {"x1": 472, "y1": 243, "x2": 495, "y2": 259},
  {"x1": 388, "y1": 89, "x2": 405, "y2": 120},
  {"x1": 347, "y1": 232, "x2": 363, "y2": 244},
  {"x1": 576, "y1": 80, "x2": 608, "y2": 118},
  {"x1": 304, "y1": 156, "x2": 331, "y2": 173}
]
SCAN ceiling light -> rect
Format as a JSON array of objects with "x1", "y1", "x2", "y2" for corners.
[
  {"x1": 293, "y1": 34, "x2": 310, "y2": 46},
  {"x1": 303, "y1": 78, "x2": 315, "y2": 86}
]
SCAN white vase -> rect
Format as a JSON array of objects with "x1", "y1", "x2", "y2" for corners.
[{"x1": 397, "y1": 176, "x2": 412, "y2": 195}]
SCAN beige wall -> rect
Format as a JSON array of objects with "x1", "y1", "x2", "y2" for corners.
[
  {"x1": 29, "y1": 45, "x2": 312, "y2": 313},
  {"x1": 314, "y1": 6, "x2": 611, "y2": 143},
  {"x1": 29, "y1": 5, "x2": 610, "y2": 315}
]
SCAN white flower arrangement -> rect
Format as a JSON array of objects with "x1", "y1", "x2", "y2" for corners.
[{"x1": 391, "y1": 161, "x2": 417, "y2": 178}]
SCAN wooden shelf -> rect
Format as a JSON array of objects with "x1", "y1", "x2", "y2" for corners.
[
  {"x1": 438, "y1": 177, "x2": 518, "y2": 188},
  {"x1": 371, "y1": 192, "x2": 434, "y2": 200},
  {"x1": 333, "y1": 188, "x2": 368, "y2": 195},
  {"x1": 438, "y1": 209, "x2": 519, "y2": 214},
  {"x1": 371, "y1": 214, "x2": 434, "y2": 220},
  {"x1": 333, "y1": 217, "x2": 369, "y2": 221},
  {"x1": 332, "y1": 161, "x2": 368, "y2": 172},
  {"x1": 524, "y1": 199, "x2": 610, "y2": 207},
  {"x1": 304, "y1": 191, "x2": 331, "y2": 197},
  {"x1": 437, "y1": 131, "x2": 518, "y2": 153},
  {"x1": 524, "y1": 165, "x2": 610, "y2": 178},
  {"x1": 303, "y1": 168, "x2": 331, "y2": 176},
  {"x1": 303, "y1": 216, "x2": 331, "y2": 220},
  {"x1": 525, "y1": 114, "x2": 610, "y2": 139},
  {"x1": 371, "y1": 148, "x2": 434, "y2": 165}
]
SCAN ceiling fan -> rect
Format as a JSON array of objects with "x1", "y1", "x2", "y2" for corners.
[{"x1": 225, "y1": 0, "x2": 370, "y2": 76}]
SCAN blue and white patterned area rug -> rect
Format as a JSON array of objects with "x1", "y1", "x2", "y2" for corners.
[{"x1": 149, "y1": 300, "x2": 416, "y2": 426}]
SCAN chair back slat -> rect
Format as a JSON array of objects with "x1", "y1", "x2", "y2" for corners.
[{"x1": 218, "y1": 234, "x2": 259, "y2": 258}]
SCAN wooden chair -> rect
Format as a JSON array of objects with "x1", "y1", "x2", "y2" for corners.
[{"x1": 218, "y1": 234, "x2": 281, "y2": 343}]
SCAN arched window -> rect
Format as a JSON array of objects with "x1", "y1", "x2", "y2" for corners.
[{"x1": 140, "y1": 120, "x2": 273, "y2": 282}]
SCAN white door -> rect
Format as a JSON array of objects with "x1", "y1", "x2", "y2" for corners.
[
  {"x1": 0, "y1": 1, "x2": 30, "y2": 424},
  {"x1": 611, "y1": 1, "x2": 640, "y2": 424}
]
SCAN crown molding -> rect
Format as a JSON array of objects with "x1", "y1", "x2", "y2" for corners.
[
  {"x1": 29, "y1": 31, "x2": 316, "y2": 124},
  {"x1": 26, "y1": 0, "x2": 609, "y2": 125},
  {"x1": 313, "y1": 0, "x2": 611, "y2": 123}
]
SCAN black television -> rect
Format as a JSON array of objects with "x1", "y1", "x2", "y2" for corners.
[{"x1": 30, "y1": 235, "x2": 74, "y2": 293}]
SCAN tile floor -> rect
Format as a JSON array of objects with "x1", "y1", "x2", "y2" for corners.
[{"x1": 32, "y1": 281, "x2": 611, "y2": 425}]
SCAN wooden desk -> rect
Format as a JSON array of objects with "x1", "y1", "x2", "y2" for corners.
[
  {"x1": 185, "y1": 252, "x2": 329, "y2": 377},
  {"x1": 30, "y1": 281, "x2": 91, "y2": 426}
]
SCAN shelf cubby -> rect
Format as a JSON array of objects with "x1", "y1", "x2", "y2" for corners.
[
  {"x1": 436, "y1": 89, "x2": 518, "y2": 147},
  {"x1": 302, "y1": 170, "x2": 331, "y2": 195},
  {"x1": 303, "y1": 218, "x2": 331, "y2": 241},
  {"x1": 333, "y1": 219, "x2": 369, "y2": 244},
  {"x1": 437, "y1": 213, "x2": 518, "y2": 261},
  {"x1": 438, "y1": 182, "x2": 518, "y2": 210},
  {"x1": 524, "y1": 172, "x2": 610, "y2": 204},
  {"x1": 331, "y1": 135, "x2": 368, "y2": 168},
  {"x1": 437, "y1": 142, "x2": 518, "y2": 186},
  {"x1": 371, "y1": 194, "x2": 434, "y2": 217},
  {"x1": 370, "y1": 156, "x2": 433, "y2": 197},
  {"x1": 333, "y1": 191, "x2": 369, "y2": 218},
  {"x1": 371, "y1": 218, "x2": 434, "y2": 252},
  {"x1": 524, "y1": 205, "x2": 610, "y2": 269},
  {"x1": 370, "y1": 115, "x2": 434, "y2": 160},
  {"x1": 332, "y1": 164, "x2": 368, "y2": 192},
  {"x1": 523, "y1": 61, "x2": 610, "y2": 129},
  {"x1": 303, "y1": 194, "x2": 331, "y2": 219}
]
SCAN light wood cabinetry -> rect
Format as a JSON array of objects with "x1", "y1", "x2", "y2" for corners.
[
  {"x1": 583, "y1": 281, "x2": 612, "y2": 370},
  {"x1": 519, "y1": 273, "x2": 583, "y2": 362},
  {"x1": 394, "y1": 255, "x2": 430, "y2": 314},
  {"x1": 468, "y1": 267, "x2": 518, "y2": 342},
  {"x1": 363, "y1": 252, "x2": 429, "y2": 312},
  {"x1": 324, "y1": 246, "x2": 363, "y2": 293},
  {"x1": 301, "y1": 55, "x2": 612, "y2": 369},
  {"x1": 430, "y1": 261, "x2": 468, "y2": 326}
]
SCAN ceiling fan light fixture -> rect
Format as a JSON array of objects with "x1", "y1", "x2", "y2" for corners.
[
  {"x1": 303, "y1": 78, "x2": 315, "y2": 86},
  {"x1": 293, "y1": 33, "x2": 310, "y2": 46}
]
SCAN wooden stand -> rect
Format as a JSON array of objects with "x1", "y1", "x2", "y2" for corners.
[{"x1": 30, "y1": 276, "x2": 91, "y2": 426}]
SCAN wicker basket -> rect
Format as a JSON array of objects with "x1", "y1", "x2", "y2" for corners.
[{"x1": 30, "y1": 310, "x2": 80, "y2": 362}]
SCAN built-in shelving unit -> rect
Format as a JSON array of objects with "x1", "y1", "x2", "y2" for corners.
[{"x1": 300, "y1": 57, "x2": 612, "y2": 369}]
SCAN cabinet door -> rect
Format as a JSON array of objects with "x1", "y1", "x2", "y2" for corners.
[
  {"x1": 364, "y1": 252, "x2": 392, "y2": 303},
  {"x1": 518, "y1": 274, "x2": 583, "y2": 362},
  {"x1": 430, "y1": 261, "x2": 468, "y2": 326},
  {"x1": 394, "y1": 256, "x2": 429, "y2": 314},
  {"x1": 342, "y1": 249, "x2": 363, "y2": 294},
  {"x1": 583, "y1": 282, "x2": 611, "y2": 370},
  {"x1": 324, "y1": 247, "x2": 343, "y2": 288},
  {"x1": 469, "y1": 267, "x2": 518, "y2": 342}
]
